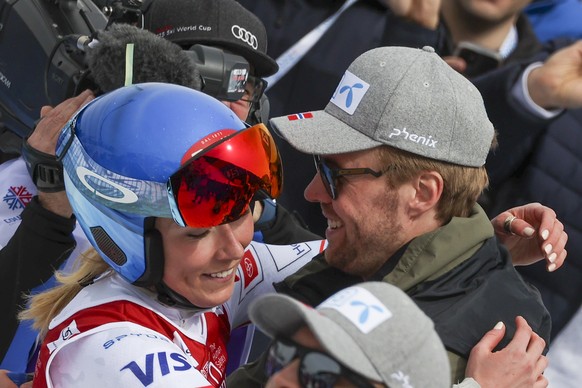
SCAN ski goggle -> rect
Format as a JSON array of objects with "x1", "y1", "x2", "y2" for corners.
[
  {"x1": 167, "y1": 123, "x2": 282, "y2": 228},
  {"x1": 265, "y1": 339, "x2": 375, "y2": 388}
]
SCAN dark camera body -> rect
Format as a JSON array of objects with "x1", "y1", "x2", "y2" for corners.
[
  {"x1": 0, "y1": 0, "x2": 108, "y2": 146},
  {"x1": 453, "y1": 41, "x2": 503, "y2": 78},
  {"x1": 186, "y1": 45, "x2": 250, "y2": 102},
  {"x1": 0, "y1": 0, "x2": 260, "y2": 156}
]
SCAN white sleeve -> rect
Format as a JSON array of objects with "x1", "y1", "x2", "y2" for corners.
[
  {"x1": 511, "y1": 62, "x2": 562, "y2": 119},
  {"x1": 226, "y1": 239, "x2": 327, "y2": 329},
  {"x1": 0, "y1": 157, "x2": 33, "y2": 248},
  {"x1": 46, "y1": 322, "x2": 213, "y2": 388}
]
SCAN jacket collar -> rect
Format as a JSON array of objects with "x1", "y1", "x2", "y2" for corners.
[{"x1": 384, "y1": 204, "x2": 494, "y2": 291}]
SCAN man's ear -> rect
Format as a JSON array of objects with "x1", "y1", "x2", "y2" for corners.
[{"x1": 408, "y1": 171, "x2": 443, "y2": 217}]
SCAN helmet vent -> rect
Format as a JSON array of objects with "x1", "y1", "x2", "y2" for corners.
[{"x1": 90, "y1": 226, "x2": 127, "y2": 266}]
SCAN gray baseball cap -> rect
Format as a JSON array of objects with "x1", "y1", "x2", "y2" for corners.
[
  {"x1": 270, "y1": 46, "x2": 494, "y2": 167},
  {"x1": 250, "y1": 282, "x2": 451, "y2": 388}
]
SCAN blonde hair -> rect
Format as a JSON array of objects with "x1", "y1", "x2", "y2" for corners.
[
  {"x1": 19, "y1": 248, "x2": 112, "y2": 338},
  {"x1": 377, "y1": 145, "x2": 489, "y2": 224}
]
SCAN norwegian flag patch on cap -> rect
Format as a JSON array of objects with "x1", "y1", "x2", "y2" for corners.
[{"x1": 287, "y1": 112, "x2": 313, "y2": 121}]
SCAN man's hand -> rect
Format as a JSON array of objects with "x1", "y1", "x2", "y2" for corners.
[
  {"x1": 27, "y1": 89, "x2": 94, "y2": 154},
  {"x1": 443, "y1": 56, "x2": 467, "y2": 74},
  {"x1": 492, "y1": 203, "x2": 567, "y2": 271},
  {"x1": 26, "y1": 89, "x2": 94, "y2": 218},
  {"x1": 0, "y1": 371, "x2": 17, "y2": 388},
  {"x1": 527, "y1": 40, "x2": 582, "y2": 110},
  {"x1": 466, "y1": 316, "x2": 548, "y2": 388},
  {"x1": 0, "y1": 370, "x2": 32, "y2": 388},
  {"x1": 377, "y1": 0, "x2": 440, "y2": 29}
]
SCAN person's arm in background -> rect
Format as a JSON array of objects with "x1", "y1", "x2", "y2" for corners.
[
  {"x1": 0, "y1": 196, "x2": 78, "y2": 360},
  {"x1": 378, "y1": 0, "x2": 448, "y2": 50},
  {"x1": 471, "y1": 40, "x2": 582, "y2": 187},
  {"x1": 0, "y1": 91, "x2": 93, "y2": 361}
]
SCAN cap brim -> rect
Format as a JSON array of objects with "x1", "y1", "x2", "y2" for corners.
[
  {"x1": 250, "y1": 294, "x2": 382, "y2": 382},
  {"x1": 270, "y1": 110, "x2": 382, "y2": 155},
  {"x1": 221, "y1": 41, "x2": 278, "y2": 77},
  {"x1": 170, "y1": 37, "x2": 279, "y2": 77}
]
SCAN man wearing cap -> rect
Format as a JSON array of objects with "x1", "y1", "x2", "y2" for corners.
[
  {"x1": 252, "y1": 282, "x2": 452, "y2": 388},
  {"x1": 230, "y1": 46, "x2": 552, "y2": 385}
]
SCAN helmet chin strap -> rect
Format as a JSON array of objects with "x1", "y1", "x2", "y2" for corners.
[
  {"x1": 155, "y1": 282, "x2": 208, "y2": 311},
  {"x1": 141, "y1": 217, "x2": 208, "y2": 311},
  {"x1": 133, "y1": 218, "x2": 165, "y2": 287}
]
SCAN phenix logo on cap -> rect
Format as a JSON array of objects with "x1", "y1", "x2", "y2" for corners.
[
  {"x1": 389, "y1": 127, "x2": 438, "y2": 148},
  {"x1": 330, "y1": 70, "x2": 370, "y2": 115}
]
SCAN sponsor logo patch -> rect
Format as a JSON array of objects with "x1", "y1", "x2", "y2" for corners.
[
  {"x1": 231, "y1": 25, "x2": 258, "y2": 49},
  {"x1": 330, "y1": 70, "x2": 370, "y2": 115},
  {"x1": 47, "y1": 320, "x2": 81, "y2": 354},
  {"x1": 241, "y1": 251, "x2": 259, "y2": 289},
  {"x1": 319, "y1": 286, "x2": 392, "y2": 334},
  {"x1": 2, "y1": 185, "x2": 33, "y2": 211},
  {"x1": 121, "y1": 352, "x2": 196, "y2": 386},
  {"x1": 388, "y1": 127, "x2": 437, "y2": 148},
  {"x1": 236, "y1": 248, "x2": 263, "y2": 292}
]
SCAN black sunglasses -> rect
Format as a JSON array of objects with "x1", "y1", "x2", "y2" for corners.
[
  {"x1": 313, "y1": 155, "x2": 383, "y2": 200},
  {"x1": 265, "y1": 338, "x2": 376, "y2": 388}
]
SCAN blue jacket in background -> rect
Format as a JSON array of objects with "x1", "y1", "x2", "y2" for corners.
[{"x1": 525, "y1": 0, "x2": 582, "y2": 42}]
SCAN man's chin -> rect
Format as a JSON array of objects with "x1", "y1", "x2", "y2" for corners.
[{"x1": 324, "y1": 249, "x2": 351, "y2": 272}]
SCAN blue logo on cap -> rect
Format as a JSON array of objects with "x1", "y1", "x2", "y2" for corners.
[
  {"x1": 339, "y1": 83, "x2": 364, "y2": 108},
  {"x1": 319, "y1": 286, "x2": 392, "y2": 333},
  {"x1": 351, "y1": 300, "x2": 385, "y2": 324},
  {"x1": 330, "y1": 70, "x2": 370, "y2": 115}
]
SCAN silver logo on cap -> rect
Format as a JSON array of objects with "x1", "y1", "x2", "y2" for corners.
[{"x1": 231, "y1": 25, "x2": 258, "y2": 50}]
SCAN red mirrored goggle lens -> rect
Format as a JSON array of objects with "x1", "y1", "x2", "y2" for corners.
[{"x1": 168, "y1": 123, "x2": 282, "y2": 228}]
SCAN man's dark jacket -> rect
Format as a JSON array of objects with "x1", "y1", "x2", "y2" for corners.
[
  {"x1": 228, "y1": 205, "x2": 551, "y2": 385},
  {"x1": 442, "y1": 17, "x2": 582, "y2": 338}
]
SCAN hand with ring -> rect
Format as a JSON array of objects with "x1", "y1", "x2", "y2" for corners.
[
  {"x1": 503, "y1": 215, "x2": 518, "y2": 236},
  {"x1": 491, "y1": 202, "x2": 567, "y2": 271}
]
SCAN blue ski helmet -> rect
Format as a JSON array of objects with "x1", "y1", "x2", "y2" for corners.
[{"x1": 57, "y1": 82, "x2": 282, "y2": 285}]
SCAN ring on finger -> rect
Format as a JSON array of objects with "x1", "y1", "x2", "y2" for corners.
[{"x1": 504, "y1": 215, "x2": 518, "y2": 235}]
